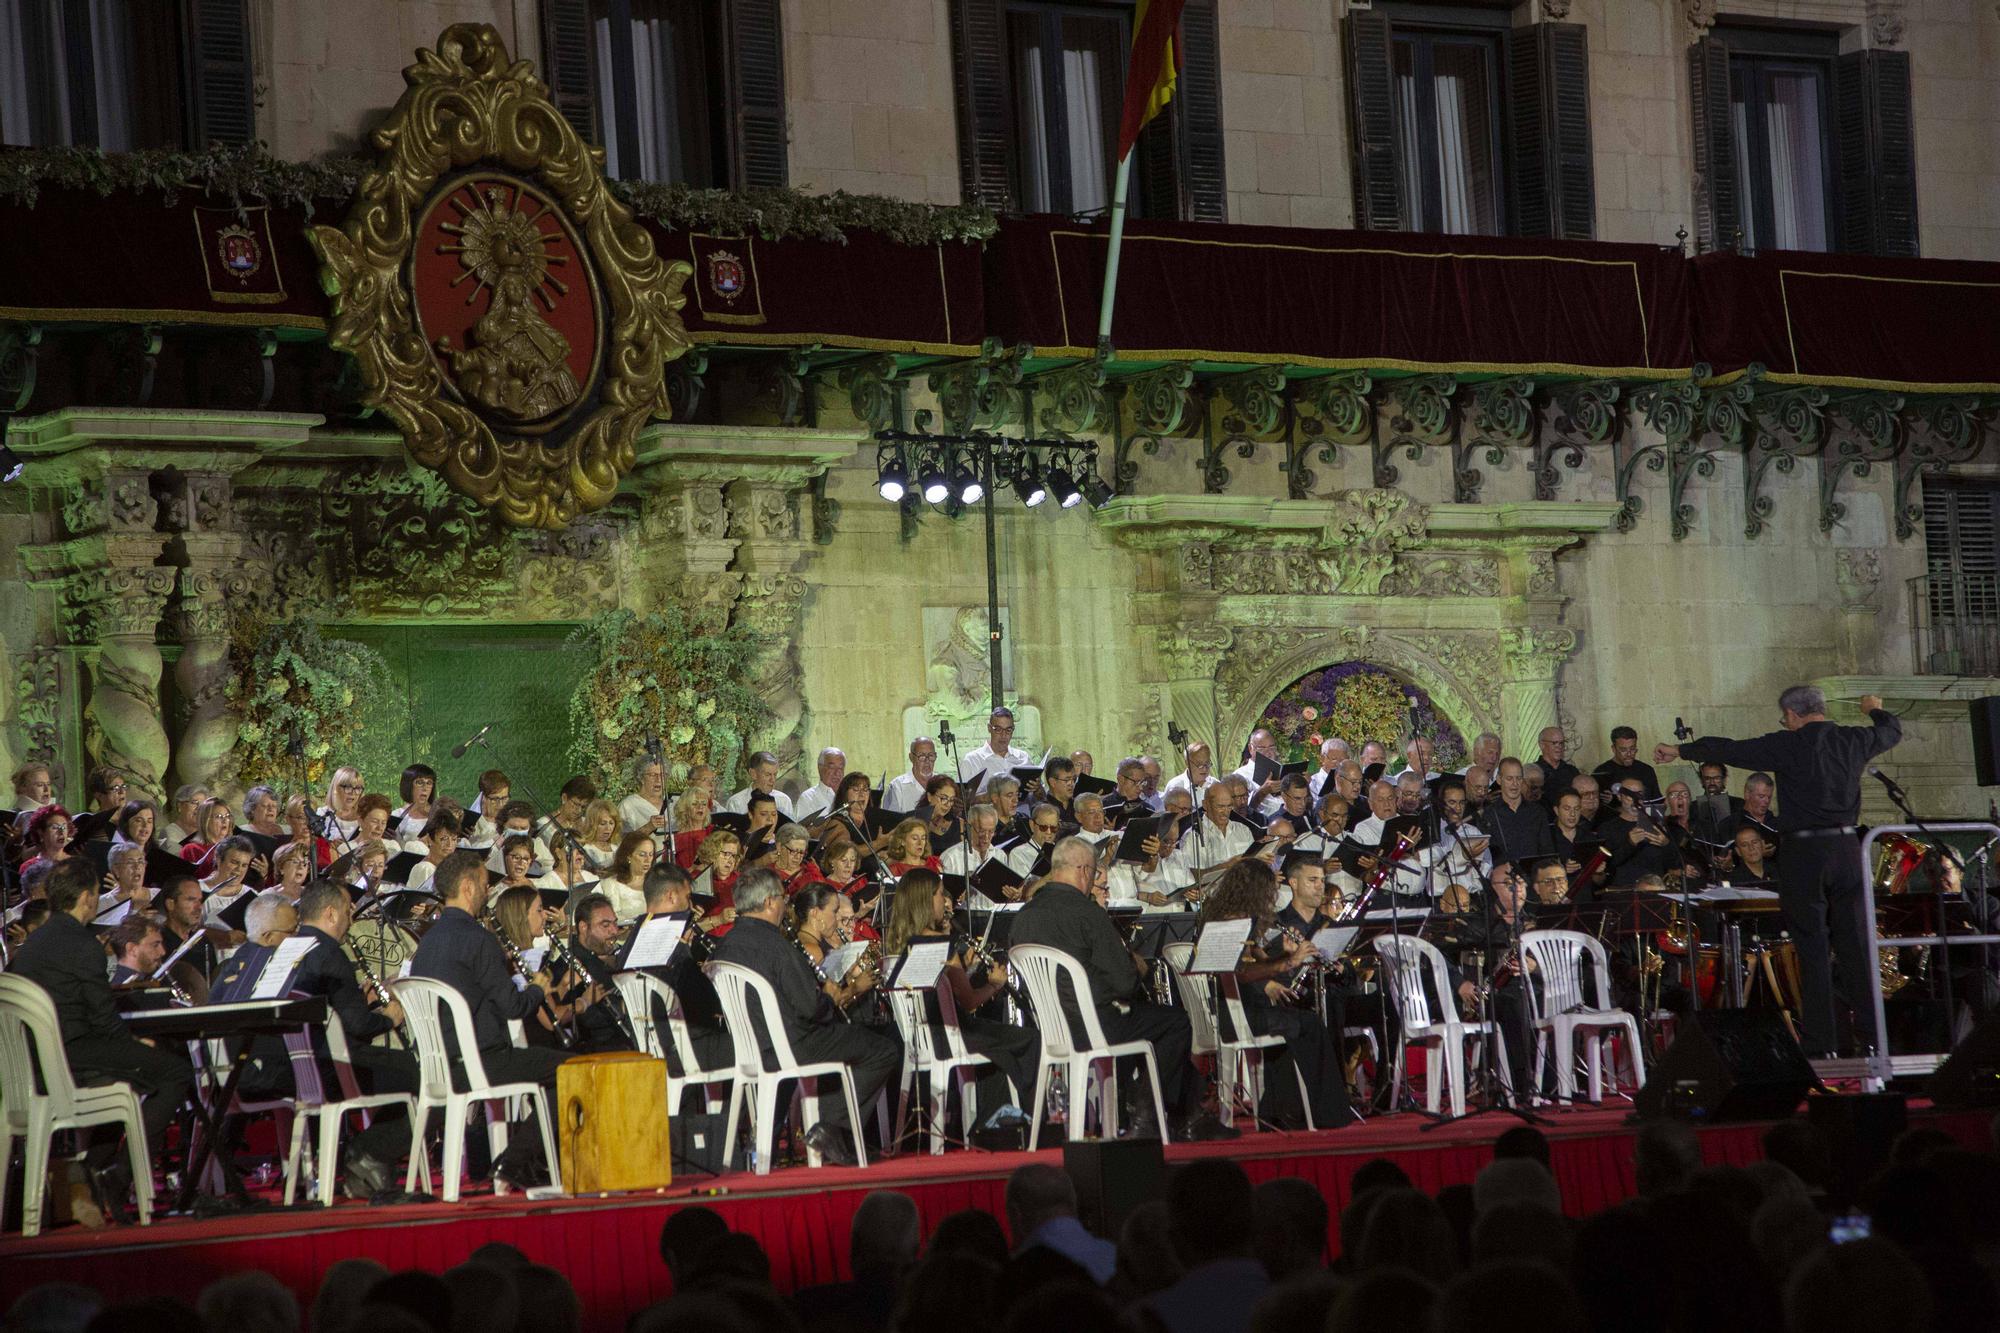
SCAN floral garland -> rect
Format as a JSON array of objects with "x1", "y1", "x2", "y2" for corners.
[
  {"x1": 564, "y1": 607, "x2": 768, "y2": 797},
  {"x1": 227, "y1": 619, "x2": 411, "y2": 791},
  {"x1": 0, "y1": 143, "x2": 1000, "y2": 244},
  {"x1": 1252, "y1": 661, "x2": 1466, "y2": 770}
]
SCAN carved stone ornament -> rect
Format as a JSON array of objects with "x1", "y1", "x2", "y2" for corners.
[
  {"x1": 1682, "y1": 0, "x2": 1717, "y2": 36},
  {"x1": 308, "y1": 24, "x2": 694, "y2": 529},
  {"x1": 1318, "y1": 488, "x2": 1428, "y2": 595},
  {"x1": 1498, "y1": 625, "x2": 1579, "y2": 681},
  {"x1": 15, "y1": 647, "x2": 61, "y2": 766},
  {"x1": 1835, "y1": 549, "x2": 1884, "y2": 610},
  {"x1": 1156, "y1": 623, "x2": 1234, "y2": 680},
  {"x1": 1866, "y1": 0, "x2": 1906, "y2": 47},
  {"x1": 1380, "y1": 554, "x2": 1501, "y2": 598},
  {"x1": 1539, "y1": 0, "x2": 1572, "y2": 16}
]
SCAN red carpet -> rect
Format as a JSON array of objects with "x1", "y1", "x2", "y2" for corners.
[{"x1": 2, "y1": 1102, "x2": 1989, "y2": 1326}]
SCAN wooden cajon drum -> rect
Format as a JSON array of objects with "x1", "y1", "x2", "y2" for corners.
[{"x1": 558, "y1": 1051, "x2": 672, "y2": 1193}]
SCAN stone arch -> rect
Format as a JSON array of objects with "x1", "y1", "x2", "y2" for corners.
[{"x1": 1216, "y1": 627, "x2": 1500, "y2": 765}]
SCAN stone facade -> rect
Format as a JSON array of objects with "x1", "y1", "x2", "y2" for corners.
[{"x1": 253, "y1": 0, "x2": 2000, "y2": 261}]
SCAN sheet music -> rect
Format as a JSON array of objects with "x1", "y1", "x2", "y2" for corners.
[
  {"x1": 519, "y1": 946, "x2": 548, "y2": 975},
  {"x1": 623, "y1": 914, "x2": 687, "y2": 969},
  {"x1": 893, "y1": 939, "x2": 951, "y2": 990},
  {"x1": 1696, "y1": 885, "x2": 1780, "y2": 901},
  {"x1": 154, "y1": 928, "x2": 204, "y2": 979},
  {"x1": 1311, "y1": 926, "x2": 1359, "y2": 959},
  {"x1": 818, "y1": 940, "x2": 867, "y2": 982},
  {"x1": 249, "y1": 937, "x2": 319, "y2": 1000},
  {"x1": 1188, "y1": 916, "x2": 1254, "y2": 974}
]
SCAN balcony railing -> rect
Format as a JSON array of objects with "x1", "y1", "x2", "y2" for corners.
[{"x1": 1909, "y1": 573, "x2": 2000, "y2": 677}]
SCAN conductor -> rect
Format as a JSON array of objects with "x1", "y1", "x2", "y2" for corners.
[{"x1": 1655, "y1": 685, "x2": 1900, "y2": 1057}]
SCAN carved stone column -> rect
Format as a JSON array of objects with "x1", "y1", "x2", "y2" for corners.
[
  {"x1": 1155, "y1": 623, "x2": 1234, "y2": 757},
  {"x1": 166, "y1": 471, "x2": 248, "y2": 792},
  {"x1": 1498, "y1": 626, "x2": 1579, "y2": 759},
  {"x1": 71, "y1": 566, "x2": 179, "y2": 798},
  {"x1": 727, "y1": 480, "x2": 815, "y2": 778}
]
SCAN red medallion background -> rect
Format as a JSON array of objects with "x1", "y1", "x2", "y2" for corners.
[{"x1": 409, "y1": 172, "x2": 603, "y2": 431}]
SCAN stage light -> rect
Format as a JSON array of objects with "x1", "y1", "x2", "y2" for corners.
[
  {"x1": 920, "y1": 457, "x2": 951, "y2": 504},
  {"x1": 876, "y1": 446, "x2": 908, "y2": 502},
  {"x1": 1081, "y1": 470, "x2": 1113, "y2": 508},
  {"x1": 1046, "y1": 464, "x2": 1082, "y2": 509},
  {"x1": 1012, "y1": 459, "x2": 1046, "y2": 508},
  {"x1": 954, "y1": 461, "x2": 983, "y2": 505}
]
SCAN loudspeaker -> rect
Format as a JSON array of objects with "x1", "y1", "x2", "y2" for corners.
[
  {"x1": 1972, "y1": 695, "x2": 2000, "y2": 789},
  {"x1": 1634, "y1": 1010, "x2": 1816, "y2": 1121},
  {"x1": 1930, "y1": 1010, "x2": 2000, "y2": 1109},
  {"x1": 1063, "y1": 1139, "x2": 1166, "y2": 1238}
]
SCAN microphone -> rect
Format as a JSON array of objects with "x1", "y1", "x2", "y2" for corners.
[
  {"x1": 1674, "y1": 717, "x2": 1693, "y2": 742},
  {"x1": 644, "y1": 733, "x2": 665, "y2": 765},
  {"x1": 451, "y1": 722, "x2": 493, "y2": 759},
  {"x1": 938, "y1": 719, "x2": 956, "y2": 749},
  {"x1": 1868, "y1": 766, "x2": 1906, "y2": 799},
  {"x1": 1167, "y1": 720, "x2": 1189, "y2": 749}
]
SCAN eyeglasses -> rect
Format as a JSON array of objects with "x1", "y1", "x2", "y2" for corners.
[{"x1": 1033, "y1": 822, "x2": 1059, "y2": 834}]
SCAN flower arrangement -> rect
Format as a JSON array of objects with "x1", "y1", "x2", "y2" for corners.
[
  {"x1": 564, "y1": 607, "x2": 768, "y2": 796},
  {"x1": 227, "y1": 619, "x2": 409, "y2": 790},
  {"x1": 1253, "y1": 661, "x2": 1465, "y2": 769}
]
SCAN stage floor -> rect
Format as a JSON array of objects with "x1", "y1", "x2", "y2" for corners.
[{"x1": 2, "y1": 1100, "x2": 1990, "y2": 1325}]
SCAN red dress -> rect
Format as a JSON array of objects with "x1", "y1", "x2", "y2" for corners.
[{"x1": 674, "y1": 826, "x2": 712, "y2": 871}]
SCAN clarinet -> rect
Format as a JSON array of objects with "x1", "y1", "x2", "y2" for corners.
[
  {"x1": 350, "y1": 946, "x2": 412, "y2": 1046},
  {"x1": 496, "y1": 930, "x2": 572, "y2": 1048}
]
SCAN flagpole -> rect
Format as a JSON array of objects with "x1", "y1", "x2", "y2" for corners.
[{"x1": 1096, "y1": 150, "x2": 1134, "y2": 343}]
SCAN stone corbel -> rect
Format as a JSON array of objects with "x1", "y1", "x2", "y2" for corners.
[{"x1": 1155, "y1": 623, "x2": 1233, "y2": 756}]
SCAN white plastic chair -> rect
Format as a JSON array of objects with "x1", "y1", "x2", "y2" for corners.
[
  {"x1": 390, "y1": 977, "x2": 562, "y2": 1201},
  {"x1": 1009, "y1": 944, "x2": 1170, "y2": 1147},
  {"x1": 278, "y1": 1009, "x2": 426, "y2": 1206},
  {"x1": 1372, "y1": 934, "x2": 1511, "y2": 1117},
  {"x1": 1519, "y1": 929, "x2": 1646, "y2": 1103},
  {"x1": 0, "y1": 975, "x2": 156, "y2": 1236},
  {"x1": 1163, "y1": 941, "x2": 1312, "y2": 1130},
  {"x1": 708, "y1": 961, "x2": 869, "y2": 1174},
  {"x1": 612, "y1": 971, "x2": 740, "y2": 1116},
  {"x1": 886, "y1": 972, "x2": 1013, "y2": 1155}
]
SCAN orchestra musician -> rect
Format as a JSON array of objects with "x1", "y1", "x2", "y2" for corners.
[
  {"x1": 407, "y1": 850, "x2": 568, "y2": 1190},
  {"x1": 713, "y1": 868, "x2": 899, "y2": 1166},
  {"x1": 563, "y1": 891, "x2": 634, "y2": 1053},
  {"x1": 8, "y1": 858, "x2": 195, "y2": 1223},
  {"x1": 1011, "y1": 836, "x2": 1229, "y2": 1141},
  {"x1": 880, "y1": 866, "x2": 1037, "y2": 1124},
  {"x1": 631, "y1": 863, "x2": 734, "y2": 1078},
  {"x1": 1198, "y1": 860, "x2": 1352, "y2": 1129},
  {"x1": 1658, "y1": 686, "x2": 1901, "y2": 1057}
]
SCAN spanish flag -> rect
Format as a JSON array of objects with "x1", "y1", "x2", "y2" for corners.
[{"x1": 1116, "y1": 0, "x2": 1188, "y2": 161}]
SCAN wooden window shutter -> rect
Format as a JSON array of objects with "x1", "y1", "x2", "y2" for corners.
[
  {"x1": 1173, "y1": 0, "x2": 1226, "y2": 222},
  {"x1": 1833, "y1": 49, "x2": 1918, "y2": 257},
  {"x1": 1687, "y1": 36, "x2": 1740, "y2": 252},
  {"x1": 948, "y1": 0, "x2": 1012, "y2": 208},
  {"x1": 1344, "y1": 10, "x2": 1403, "y2": 231},
  {"x1": 540, "y1": 0, "x2": 596, "y2": 146},
  {"x1": 183, "y1": 0, "x2": 254, "y2": 146},
  {"x1": 1506, "y1": 22, "x2": 1594, "y2": 240},
  {"x1": 726, "y1": 0, "x2": 787, "y2": 187}
]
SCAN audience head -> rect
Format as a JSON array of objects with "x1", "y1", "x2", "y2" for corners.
[
  {"x1": 658, "y1": 1207, "x2": 730, "y2": 1284},
  {"x1": 1351, "y1": 1188, "x2": 1458, "y2": 1284},
  {"x1": 850, "y1": 1190, "x2": 922, "y2": 1278},
  {"x1": 927, "y1": 1208, "x2": 1009, "y2": 1262},
  {"x1": 509, "y1": 1267, "x2": 578, "y2": 1333},
  {"x1": 195, "y1": 1275, "x2": 297, "y2": 1333},
  {"x1": 1166, "y1": 1159, "x2": 1254, "y2": 1269},
  {"x1": 1326, "y1": 1269, "x2": 1437, "y2": 1333},
  {"x1": 1493, "y1": 1125, "x2": 1551, "y2": 1169},
  {"x1": 1473, "y1": 1157, "x2": 1561, "y2": 1215},
  {"x1": 1113, "y1": 1200, "x2": 1181, "y2": 1298},
  {"x1": 1253, "y1": 1176, "x2": 1328, "y2": 1279},
  {"x1": 1634, "y1": 1119, "x2": 1702, "y2": 1197},
  {"x1": 1784, "y1": 1237, "x2": 1930, "y2": 1333},
  {"x1": 439, "y1": 1265, "x2": 516, "y2": 1333},
  {"x1": 1436, "y1": 1261, "x2": 1584, "y2": 1333},
  {"x1": 1004, "y1": 1163, "x2": 1077, "y2": 1242},
  {"x1": 7, "y1": 1285, "x2": 105, "y2": 1333},
  {"x1": 310, "y1": 1260, "x2": 389, "y2": 1333}
]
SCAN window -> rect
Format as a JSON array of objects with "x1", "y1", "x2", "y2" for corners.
[
  {"x1": 950, "y1": 0, "x2": 1225, "y2": 222},
  {"x1": 1006, "y1": 3, "x2": 1124, "y2": 215},
  {"x1": 0, "y1": 0, "x2": 251, "y2": 150},
  {"x1": 1917, "y1": 479, "x2": 2000, "y2": 676},
  {"x1": 1346, "y1": 8, "x2": 1594, "y2": 240},
  {"x1": 542, "y1": 0, "x2": 786, "y2": 188},
  {"x1": 1392, "y1": 30, "x2": 1502, "y2": 235},
  {"x1": 1689, "y1": 28, "x2": 1916, "y2": 257}
]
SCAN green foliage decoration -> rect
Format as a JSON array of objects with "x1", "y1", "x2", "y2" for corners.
[
  {"x1": 0, "y1": 143, "x2": 999, "y2": 244},
  {"x1": 227, "y1": 618, "x2": 410, "y2": 793},
  {"x1": 564, "y1": 607, "x2": 768, "y2": 798}
]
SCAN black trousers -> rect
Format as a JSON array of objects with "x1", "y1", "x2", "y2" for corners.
[
  {"x1": 955, "y1": 1015, "x2": 1041, "y2": 1110},
  {"x1": 467, "y1": 1045, "x2": 571, "y2": 1171},
  {"x1": 240, "y1": 1043, "x2": 420, "y2": 1166},
  {"x1": 1779, "y1": 833, "x2": 1877, "y2": 1056},
  {"x1": 1097, "y1": 1002, "x2": 1195, "y2": 1115},
  {"x1": 1240, "y1": 1001, "x2": 1352, "y2": 1128},
  {"x1": 786, "y1": 1022, "x2": 900, "y2": 1131},
  {"x1": 68, "y1": 1035, "x2": 195, "y2": 1171}
]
